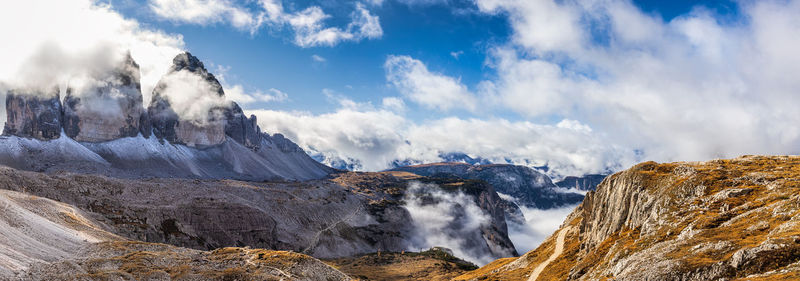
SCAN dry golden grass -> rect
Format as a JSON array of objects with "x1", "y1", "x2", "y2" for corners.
[{"x1": 327, "y1": 250, "x2": 476, "y2": 281}]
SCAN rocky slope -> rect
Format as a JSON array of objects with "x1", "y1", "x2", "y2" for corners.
[
  {"x1": 0, "y1": 166, "x2": 517, "y2": 266},
  {"x1": 391, "y1": 163, "x2": 585, "y2": 209},
  {"x1": 459, "y1": 156, "x2": 800, "y2": 280},
  {"x1": 0, "y1": 52, "x2": 332, "y2": 181},
  {"x1": 0, "y1": 188, "x2": 348, "y2": 281}
]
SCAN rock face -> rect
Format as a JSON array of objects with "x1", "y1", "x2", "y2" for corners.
[
  {"x1": 148, "y1": 52, "x2": 227, "y2": 147},
  {"x1": 460, "y1": 156, "x2": 800, "y2": 281},
  {"x1": 3, "y1": 88, "x2": 62, "y2": 140},
  {"x1": 555, "y1": 174, "x2": 607, "y2": 191},
  {"x1": 392, "y1": 163, "x2": 585, "y2": 209},
  {"x1": 62, "y1": 53, "x2": 148, "y2": 142}
]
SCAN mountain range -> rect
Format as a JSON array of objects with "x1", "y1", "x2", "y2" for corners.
[{"x1": 1, "y1": 52, "x2": 331, "y2": 181}]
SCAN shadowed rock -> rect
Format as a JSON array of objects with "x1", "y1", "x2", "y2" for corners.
[{"x1": 3, "y1": 87, "x2": 62, "y2": 140}]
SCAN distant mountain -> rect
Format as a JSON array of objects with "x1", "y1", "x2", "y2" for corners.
[
  {"x1": 555, "y1": 174, "x2": 607, "y2": 191},
  {"x1": 390, "y1": 162, "x2": 584, "y2": 209},
  {"x1": 0, "y1": 52, "x2": 332, "y2": 181}
]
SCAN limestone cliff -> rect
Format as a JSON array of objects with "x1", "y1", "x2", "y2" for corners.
[
  {"x1": 148, "y1": 52, "x2": 227, "y2": 147},
  {"x1": 458, "y1": 156, "x2": 800, "y2": 281},
  {"x1": 3, "y1": 87, "x2": 62, "y2": 140},
  {"x1": 62, "y1": 53, "x2": 148, "y2": 142}
]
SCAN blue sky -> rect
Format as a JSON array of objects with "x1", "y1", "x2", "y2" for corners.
[
  {"x1": 3, "y1": 0, "x2": 799, "y2": 177},
  {"x1": 112, "y1": 0, "x2": 735, "y2": 120}
]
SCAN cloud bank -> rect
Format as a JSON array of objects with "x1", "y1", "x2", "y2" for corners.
[
  {"x1": 470, "y1": 0, "x2": 800, "y2": 165},
  {"x1": 402, "y1": 181, "x2": 495, "y2": 265},
  {"x1": 149, "y1": 0, "x2": 383, "y2": 47}
]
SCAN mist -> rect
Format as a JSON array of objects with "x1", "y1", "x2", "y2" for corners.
[
  {"x1": 0, "y1": 0, "x2": 184, "y2": 126},
  {"x1": 507, "y1": 204, "x2": 579, "y2": 254},
  {"x1": 401, "y1": 181, "x2": 496, "y2": 265}
]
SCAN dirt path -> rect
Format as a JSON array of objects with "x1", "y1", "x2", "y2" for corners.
[{"x1": 528, "y1": 226, "x2": 572, "y2": 281}]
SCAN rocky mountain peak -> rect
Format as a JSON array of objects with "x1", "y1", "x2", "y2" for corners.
[
  {"x1": 168, "y1": 51, "x2": 224, "y2": 97},
  {"x1": 62, "y1": 52, "x2": 148, "y2": 142}
]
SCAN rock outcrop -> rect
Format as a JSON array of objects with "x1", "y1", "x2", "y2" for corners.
[
  {"x1": 62, "y1": 53, "x2": 148, "y2": 142},
  {"x1": 3, "y1": 87, "x2": 62, "y2": 140},
  {"x1": 459, "y1": 156, "x2": 800, "y2": 281}
]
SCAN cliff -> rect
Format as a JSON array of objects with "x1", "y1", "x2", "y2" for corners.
[{"x1": 458, "y1": 156, "x2": 800, "y2": 280}]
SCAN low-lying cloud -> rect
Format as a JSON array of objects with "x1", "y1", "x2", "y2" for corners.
[
  {"x1": 507, "y1": 204, "x2": 578, "y2": 254},
  {"x1": 252, "y1": 104, "x2": 630, "y2": 177},
  {"x1": 402, "y1": 181, "x2": 495, "y2": 265}
]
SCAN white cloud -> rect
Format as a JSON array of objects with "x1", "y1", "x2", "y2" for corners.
[
  {"x1": 450, "y1": 50, "x2": 464, "y2": 59},
  {"x1": 148, "y1": 0, "x2": 383, "y2": 47},
  {"x1": 382, "y1": 97, "x2": 406, "y2": 112},
  {"x1": 149, "y1": 0, "x2": 259, "y2": 32},
  {"x1": 0, "y1": 0, "x2": 184, "y2": 125},
  {"x1": 311, "y1": 54, "x2": 327, "y2": 62},
  {"x1": 385, "y1": 55, "x2": 477, "y2": 111},
  {"x1": 507, "y1": 204, "x2": 578, "y2": 254},
  {"x1": 249, "y1": 102, "x2": 629, "y2": 177},
  {"x1": 214, "y1": 65, "x2": 288, "y2": 106},
  {"x1": 402, "y1": 181, "x2": 497, "y2": 265},
  {"x1": 471, "y1": 0, "x2": 800, "y2": 165}
]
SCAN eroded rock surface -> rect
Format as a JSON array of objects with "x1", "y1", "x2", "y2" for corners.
[
  {"x1": 62, "y1": 53, "x2": 147, "y2": 142},
  {"x1": 3, "y1": 88, "x2": 62, "y2": 141}
]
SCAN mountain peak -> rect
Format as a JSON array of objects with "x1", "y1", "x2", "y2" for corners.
[{"x1": 171, "y1": 52, "x2": 205, "y2": 73}]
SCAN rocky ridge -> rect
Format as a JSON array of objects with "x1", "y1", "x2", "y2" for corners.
[
  {"x1": 0, "y1": 188, "x2": 348, "y2": 281},
  {"x1": 1, "y1": 52, "x2": 331, "y2": 181},
  {"x1": 458, "y1": 156, "x2": 800, "y2": 281}
]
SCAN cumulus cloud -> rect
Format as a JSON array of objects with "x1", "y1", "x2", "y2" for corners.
[
  {"x1": 402, "y1": 181, "x2": 495, "y2": 265},
  {"x1": 148, "y1": 0, "x2": 383, "y2": 47},
  {"x1": 250, "y1": 101, "x2": 628, "y2": 177},
  {"x1": 150, "y1": 0, "x2": 259, "y2": 32},
  {"x1": 470, "y1": 0, "x2": 800, "y2": 165},
  {"x1": 214, "y1": 65, "x2": 288, "y2": 106},
  {"x1": 0, "y1": 0, "x2": 184, "y2": 124},
  {"x1": 385, "y1": 55, "x2": 478, "y2": 111}
]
